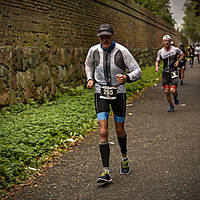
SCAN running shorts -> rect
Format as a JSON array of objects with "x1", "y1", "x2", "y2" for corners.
[
  {"x1": 178, "y1": 62, "x2": 186, "y2": 69},
  {"x1": 162, "y1": 72, "x2": 178, "y2": 88},
  {"x1": 95, "y1": 93, "x2": 126, "y2": 123}
]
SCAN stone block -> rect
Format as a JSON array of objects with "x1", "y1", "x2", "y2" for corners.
[
  {"x1": 16, "y1": 69, "x2": 34, "y2": 89},
  {"x1": 9, "y1": 89, "x2": 16, "y2": 104},
  {"x1": 35, "y1": 63, "x2": 51, "y2": 86},
  {"x1": 10, "y1": 71, "x2": 17, "y2": 90},
  {"x1": 0, "y1": 79, "x2": 7, "y2": 94},
  {"x1": 0, "y1": 91, "x2": 9, "y2": 106}
]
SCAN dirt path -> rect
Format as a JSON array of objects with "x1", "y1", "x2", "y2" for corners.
[{"x1": 8, "y1": 60, "x2": 200, "y2": 200}]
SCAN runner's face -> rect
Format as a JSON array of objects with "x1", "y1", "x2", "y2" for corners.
[
  {"x1": 163, "y1": 39, "x2": 171, "y2": 49},
  {"x1": 99, "y1": 35, "x2": 114, "y2": 48}
]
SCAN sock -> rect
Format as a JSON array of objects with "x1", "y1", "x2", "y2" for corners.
[
  {"x1": 103, "y1": 167, "x2": 110, "y2": 173},
  {"x1": 117, "y1": 135, "x2": 127, "y2": 156},
  {"x1": 99, "y1": 142, "x2": 110, "y2": 168}
]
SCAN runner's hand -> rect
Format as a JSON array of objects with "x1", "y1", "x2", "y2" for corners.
[
  {"x1": 116, "y1": 74, "x2": 127, "y2": 83},
  {"x1": 156, "y1": 66, "x2": 159, "y2": 72},
  {"x1": 174, "y1": 61, "x2": 179, "y2": 67},
  {"x1": 87, "y1": 80, "x2": 94, "y2": 89}
]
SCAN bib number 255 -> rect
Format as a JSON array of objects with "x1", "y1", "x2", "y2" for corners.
[{"x1": 100, "y1": 86, "x2": 117, "y2": 100}]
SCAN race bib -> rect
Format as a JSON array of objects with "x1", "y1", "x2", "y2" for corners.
[
  {"x1": 170, "y1": 71, "x2": 178, "y2": 79},
  {"x1": 100, "y1": 86, "x2": 117, "y2": 100}
]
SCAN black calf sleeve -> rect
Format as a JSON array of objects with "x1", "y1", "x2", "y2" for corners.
[
  {"x1": 99, "y1": 142, "x2": 110, "y2": 168},
  {"x1": 118, "y1": 135, "x2": 127, "y2": 156}
]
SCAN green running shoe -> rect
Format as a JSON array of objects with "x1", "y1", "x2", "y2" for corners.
[
  {"x1": 120, "y1": 158, "x2": 131, "y2": 174},
  {"x1": 97, "y1": 171, "x2": 112, "y2": 183}
]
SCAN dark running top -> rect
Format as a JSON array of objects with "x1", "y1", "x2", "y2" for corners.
[
  {"x1": 179, "y1": 48, "x2": 186, "y2": 66},
  {"x1": 188, "y1": 47, "x2": 195, "y2": 57},
  {"x1": 157, "y1": 46, "x2": 183, "y2": 73},
  {"x1": 85, "y1": 42, "x2": 142, "y2": 93}
]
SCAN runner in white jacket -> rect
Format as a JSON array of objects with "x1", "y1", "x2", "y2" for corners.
[{"x1": 85, "y1": 24, "x2": 142, "y2": 183}]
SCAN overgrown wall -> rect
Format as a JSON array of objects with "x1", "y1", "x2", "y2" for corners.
[{"x1": 0, "y1": 0, "x2": 180, "y2": 106}]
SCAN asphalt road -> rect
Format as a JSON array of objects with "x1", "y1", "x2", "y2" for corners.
[{"x1": 8, "y1": 59, "x2": 200, "y2": 200}]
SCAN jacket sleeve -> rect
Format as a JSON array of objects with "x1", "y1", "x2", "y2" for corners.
[
  {"x1": 85, "y1": 47, "x2": 94, "y2": 81},
  {"x1": 176, "y1": 47, "x2": 183, "y2": 55},
  {"x1": 156, "y1": 50, "x2": 161, "y2": 61},
  {"x1": 122, "y1": 48, "x2": 142, "y2": 82}
]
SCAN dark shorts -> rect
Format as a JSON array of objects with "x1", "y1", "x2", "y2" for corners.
[
  {"x1": 178, "y1": 63, "x2": 186, "y2": 69},
  {"x1": 162, "y1": 72, "x2": 178, "y2": 88},
  {"x1": 95, "y1": 93, "x2": 126, "y2": 123}
]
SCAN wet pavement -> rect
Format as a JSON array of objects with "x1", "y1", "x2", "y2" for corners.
[{"x1": 8, "y1": 60, "x2": 200, "y2": 200}]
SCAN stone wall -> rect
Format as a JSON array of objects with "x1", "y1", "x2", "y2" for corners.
[
  {"x1": 0, "y1": 46, "x2": 89, "y2": 105},
  {"x1": 0, "y1": 46, "x2": 158, "y2": 105},
  {"x1": 0, "y1": 0, "x2": 180, "y2": 106}
]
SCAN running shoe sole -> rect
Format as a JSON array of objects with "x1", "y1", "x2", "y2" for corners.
[
  {"x1": 168, "y1": 108, "x2": 174, "y2": 112},
  {"x1": 120, "y1": 169, "x2": 131, "y2": 174},
  {"x1": 97, "y1": 178, "x2": 112, "y2": 183}
]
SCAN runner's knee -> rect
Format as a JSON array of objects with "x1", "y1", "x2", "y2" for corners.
[
  {"x1": 98, "y1": 117, "x2": 109, "y2": 141},
  {"x1": 99, "y1": 128, "x2": 109, "y2": 142},
  {"x1": 170, "y1": 89, "x2": 175, "y2": 94},
  {"x1": 164, "y1": 89, "x2": 170, "y2": 95},
  {"x1": 170, "y1": 87, "x2": 176, "y2": 94},
  {"x1": 115, "y1": 121, "x2": 126, "y2": 136},
  {"x1": 115, "y1": 126, "x2": 125, "y2": 136}
]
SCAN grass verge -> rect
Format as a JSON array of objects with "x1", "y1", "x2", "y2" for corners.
[{"x1": 0, "y1": 65, "x2": 162, "y2": 198}]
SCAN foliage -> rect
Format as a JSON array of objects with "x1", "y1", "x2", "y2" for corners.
[
  {"x1": 133, "y1": 0, "x2": 175, "y2": 26},
  {"x1": 0, "y1": 65, "x2": 162, "y2": 198},
  {"x1": 126, "y1": 65, "x2": 162, "y2": 98},
  {"x1": 182, "y1": 0, "x2": 200, "y2": 42},
  {"x1": 0, "y1": 87, "x2": 97, "y2": 197}
]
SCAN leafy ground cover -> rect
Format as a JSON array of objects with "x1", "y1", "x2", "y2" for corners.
[{"x1": 0, "y1": 65, "x2": 162, "y2": 198}]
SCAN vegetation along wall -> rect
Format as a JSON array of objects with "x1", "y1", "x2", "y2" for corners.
[{"x1": 0, "y1": 0, "x2": 181, "y2": 106}]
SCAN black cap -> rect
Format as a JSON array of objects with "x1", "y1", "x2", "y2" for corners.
[{"x1": 97, "y1": 24, "x2": 114, "y2": 37}]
